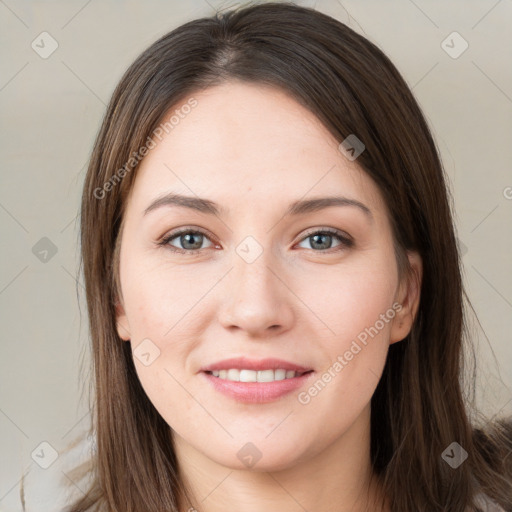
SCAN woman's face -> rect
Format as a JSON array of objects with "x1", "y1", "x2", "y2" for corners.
[{"x1": 115, "y1": 81, "x2": 421, "y2": 471}]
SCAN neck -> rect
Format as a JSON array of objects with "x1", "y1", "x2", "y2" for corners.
[{"x1": 173, "y1": 405, "x2": 389, "y2": 512}]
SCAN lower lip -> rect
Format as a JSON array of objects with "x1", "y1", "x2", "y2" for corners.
[{"x1": 201, "y1": 371, "x2": 315, "y2": 403}]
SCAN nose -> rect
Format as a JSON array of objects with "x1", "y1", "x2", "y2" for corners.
[{"x1": 217, "y1": 247, "x2": 295, "y2": 338}]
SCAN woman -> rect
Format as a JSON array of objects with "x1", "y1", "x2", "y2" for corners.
[{"x1": 45, "y1": 2, "x2": 511, "y2": 511}]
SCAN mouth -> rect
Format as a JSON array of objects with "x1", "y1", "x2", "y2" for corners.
[
  {"x1": 199, "y1": 357, "x2": 315, "y2": 403},
  {"x1": 200, "y1": 356, "x2": 313, "y2": 374},
  {"x1": 204, "y1": 368, "x2": 313, "y2": 382}
]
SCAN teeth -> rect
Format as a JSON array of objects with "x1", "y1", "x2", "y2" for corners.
[
  {"x1": 274, "y1": 369, "x2": 286, "y2": 380},
  {"x1": 255, "y1": 369, "x2": 274, "y2": 382},
  {"x1": 209, "y1": 369, "x2": 303, "y2": 382},
  {"x1": 240, "y1": 369, "x2": 257, "y2": 382}
]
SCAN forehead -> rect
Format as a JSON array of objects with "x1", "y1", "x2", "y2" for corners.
[{"x1": 126, "y1": 81, "x2": 385, "y2": 217}]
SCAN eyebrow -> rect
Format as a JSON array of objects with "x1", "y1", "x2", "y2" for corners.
[{"x1": 143, "y1": 192, "x2": 373, "y2": 221}]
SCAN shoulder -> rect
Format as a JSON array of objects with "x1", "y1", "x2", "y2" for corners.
[
  {"x1": 473, "y1": 492, "x2": 507, "y2": 512},
  {"x1": 20, "y1": 431, "x2": 95, "y2": 512}
]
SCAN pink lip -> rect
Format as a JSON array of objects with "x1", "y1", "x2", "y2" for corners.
[
  {"x1": 199, "y1": 357, "x2": 315, "y2": 404},
  {"x1": 200, "y1": 357, "x2": 313, "y2": 373},
  {"x1": 201, "y1": 371, "x2": 315, "y2": 403}
]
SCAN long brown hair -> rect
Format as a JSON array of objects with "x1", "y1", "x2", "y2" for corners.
[{"x1": 49, "y1": 2, "x2": 512, "y2": 510}]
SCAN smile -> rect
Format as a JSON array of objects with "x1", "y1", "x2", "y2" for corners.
[
  {"x1": 202, "y1": 369, "x2": 315, "y2": 403},
  {"x1": 207, "y1": 368, "x2": 311, "y2": 382}
]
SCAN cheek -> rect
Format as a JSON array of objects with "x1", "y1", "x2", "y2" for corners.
[
  {"x1": 119, "y1": 263, "x2": 209, "y2": 414},
  {"x1": 122, "y1": 257, "x2": 206, "y2": 337},
  {"x1": 305, "y1": 256, "x2": 397, "y2": 344},
  {"x1": 298, "y1": 255, "x2": 397, "y2": 401}
]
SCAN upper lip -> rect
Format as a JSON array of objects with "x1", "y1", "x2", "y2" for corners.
[{"x1": 200, "y1": 357, "x2": 313, "y2": 373}]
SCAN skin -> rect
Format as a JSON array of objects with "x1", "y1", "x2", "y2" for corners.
[{"x1": 115, "y1": 81, "x2": 422, "y2": 512}]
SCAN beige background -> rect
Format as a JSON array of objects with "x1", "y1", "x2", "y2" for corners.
[{"x1": 1, "y1": 0, "x2": 511, "y2": 509}]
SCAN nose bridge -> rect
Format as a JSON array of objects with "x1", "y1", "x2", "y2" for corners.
[
  {"x1": 231, "y1": 236, "x2": 280, "y2": 306},
  {"x1": 218, "y1": 234, "x2": 292, "y2": 334}
]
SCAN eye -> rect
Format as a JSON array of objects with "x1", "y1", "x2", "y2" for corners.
[
  {"x1": 296, "y1": 228, "x2": 353, "y2": 252},
  {"x1": 158, "y1": 228, "x2": 216, "y2": 254},
  {"x1": 158, "y1": 227, "x2": 353, "y2": 254}
]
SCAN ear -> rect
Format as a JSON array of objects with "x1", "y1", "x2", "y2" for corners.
[
  {"x1": 115, "y1": 298, "x2": 131, "y2": 341},
  {"x1": 389, "y1": 251, "x2": 422, "y2": 344}
]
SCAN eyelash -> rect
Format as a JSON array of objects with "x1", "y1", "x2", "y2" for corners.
[{"x1": 157, "y1": 227, "x2": 354, "y2": 255}]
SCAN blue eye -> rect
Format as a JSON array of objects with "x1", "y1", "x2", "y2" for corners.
[
  {"x1": 158, "y1": 227, "x2": 353, "y2": 254},
  {"x1": 159, "y1": 229, "x2": 214, "y2": 254},
  {"x1": 297, "y1": 229, "x2": 353, "y2": 252}
]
